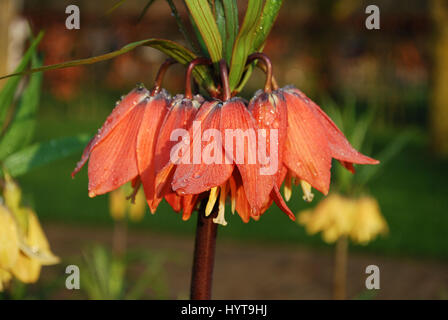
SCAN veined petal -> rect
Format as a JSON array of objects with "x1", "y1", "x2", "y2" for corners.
[
  {"x1": 221, "y1": 98, "x2": 273, "y2": 211},
  {"x1": 137, "y1": 94, "x2": 170, "y2": 213},
  {"x1": 87, "y1": 100, "x2": 147, "y2": 197},
  {"x1": 172, "y1": 101, "x2": 234, "y2": 195},
  {"x1": 282, "y1": 89, "x2": 332, "y2": 195},
  {"x1": 72, "y1": 86, "x2": 150, "y2": 177},
  {"x1": 154, "y1": 96, "x2": 200, "y2": 200},
  {"x1": 290, "y1": 87, "x2": 379, "y2": 167}
]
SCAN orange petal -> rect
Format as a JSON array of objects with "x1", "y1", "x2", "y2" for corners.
[
  {"x1": 271, "y1": 185, "x2": 295, "y2": 221},
  {"x1": 283, "y1": 89, "x2": 332, "y2": 195},
  {"x1": 172, "y1": 101, "x2": 234, "y2": 195},
  {"x1": 137, "y1": 94, "x2": 170, "y2": 213},
  {"x1": 72, "y1": 86, "x2": 149, "y2": 177},
  {"x1": 295, "y1": 88, "x2": 379, "y2": 167},
  {"x1": 164, "y1": 192, "x2": 182, "y2": 212},
  {"x1": 154, "y1": 96, "x2": 200, "y2": 199},
  {"x1": 87, "y1": 100, "x2": 146, "y2": 197},
  {"x1": 182, "y1": 194, "x2": 198, "y2": 221},
  {"x1": 221, "y1": 98, "x2": 275, "y2": 211}
]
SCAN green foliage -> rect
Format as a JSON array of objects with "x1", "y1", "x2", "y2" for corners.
[
  {"x1": 185, "y1": 0, "x2": 223, "y2": 63},
  {"x1": 0, "y1": 54, "x2": 43, "y2": 160},
  {"x1": 80, "y1": 245, "x2": 170, "y2": 300},
  {"x1": 0, "y1": 32, "x2": 96, "y2": 179},
  {"x1": 2, "y1": 134, "x2": 91, "y2": 177},
  {"x1": 323, "y1": 97, "x2": 412, "y2": 195},
  {"x1": 0, "y1": 32, "x2": 43, "y2": 130}
]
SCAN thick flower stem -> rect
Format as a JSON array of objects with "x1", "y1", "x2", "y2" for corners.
[
  {"x1": 333, "y1": 235, "x2": 348, "y2": 300},
  {"x1": 190, "y1": 199, "x2": 218, "y2": 300}
]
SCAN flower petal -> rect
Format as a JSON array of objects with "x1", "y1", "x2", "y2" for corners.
[
  {"x1": 137, "y1": 94, "x2": 170, "y2": 213},
  {"x1": 283, "y1": 89, "x2": 332, "y2": 195},
  {"x1": 87, "y1": 100, "x2": 147, "y2": 197},
  {"x1": 72, "y1": 86, "x2": 149, "y2": 177},
  {"x1": 292, "y1": 87, "x2": 379, "y2": 167},
  {"x1": 221, "y1": 98, "x2": 274, "y2": 211},
  {"x1": 172, "y1": 101, "x2": 234, "y2": 195}
]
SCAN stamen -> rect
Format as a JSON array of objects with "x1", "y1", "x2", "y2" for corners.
[
  {"x1": 284, "y1": 172, "x2": 292, "y2": 202},
  {"x1": 300, "y1": 180, "x2": 314, "y2": 202},
  {"x1": 205, "y1": 187, "x2": 219, "y2": 216},
  {"x1": 228, "y1": 178, "x2": 237, "y2": 214},
  {"x1": 213, "y1": 184, "x2": 228, "y2": 226}
]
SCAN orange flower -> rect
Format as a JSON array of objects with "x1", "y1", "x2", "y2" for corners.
[
  {"x1": 72, "y1": 85, "x2": 170, "y2": 211},
  {"x1": 251, "y1": 85, "x2": 379, "y2": 201}
]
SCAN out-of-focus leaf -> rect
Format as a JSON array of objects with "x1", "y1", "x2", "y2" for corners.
[
  {"x1": 185, "y1": 0, "x2": 223, "y2": 63},
  {"x1": 222, "y1": 0, "x2": 239, "y2": 64},
  {"x1": 0, "y1": 38, "x2": 217, "y2": 95},
  {"x1": 2, "y1": 134, "x2": 91, "y2": 177},
  {"x1": 358, "y1": 132, "x2": 412, "y2": 185},
  {"x1": 252, "y1": 0, "x2": 283, "y2": 51},
  {"x1": 166, "y1": 0, "x2": 199, "y2": 53},
  {"x1": 0, "y1": 31, "x2": 43, "y2": 130},
  {"x1": 0, "y1": 54, "x2": 43, "y2": 160},
  {"x1": 136, "y1": 0, "x2": 157, "y2": 24},
  {"x1": 228, "y1": 0, "x2": 263, "y2": 91},
  {"x1": 106, "y1": 0, "x2": 128, "y2": 15}
]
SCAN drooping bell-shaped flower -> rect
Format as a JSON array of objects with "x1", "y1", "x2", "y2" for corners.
[
  {"x1": 72, "y1": 84, "x2": 171, "y2": 208},
  {"x1": 280, "y1": 85, "x2": 379, "y2": 197},
  {"x1": 152, "y1": 93, "x2": 203, "y2": 218}
]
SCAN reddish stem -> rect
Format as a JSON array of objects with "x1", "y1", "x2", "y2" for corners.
[
  {"x1": 247, "y1": 52, "x2": 274, "y2": 93},
  {"x1": 185, "y1": 58, "x2": 212, "y2": 99},
  {"x1": 190, "y1": 199, "x2": 218, "y2": 300},
  {"x1": 219, "y1": 60, "x2": 231, "y2": 101},
  {"x1": 151, "y1": 59, "x2": 176, "y2": 95}
]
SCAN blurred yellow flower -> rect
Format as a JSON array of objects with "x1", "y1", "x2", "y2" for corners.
[
  {"x1": 109, "y1": 183, "x2": 146, "y2": 222},
  {"x1": 298, "y1": 193, "x2": 388, "y2": 245},
  {"x1": 0, "y1": 174, "x2": 59, "y2": 291}
]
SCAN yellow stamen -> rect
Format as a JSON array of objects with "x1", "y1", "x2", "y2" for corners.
[
  {"x1": 300, "y1": 180, "x2": 314, "y2": 202},
  {"x1": 284, "y1": 171, "x2": 293, "y2": 201},
  {"x1": 213, "y1": 183, "x2": 228, "y2": 226},
  {"x1": 228, "y1": 179, "x2": 236, "y2": 214},
  {"x1": 205, "y1": 187, "x2": 219, "y2": 216}
]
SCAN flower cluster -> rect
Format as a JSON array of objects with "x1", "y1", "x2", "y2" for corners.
[
  {"x1": 72, "y1": 55, "x2": 378, "y2": 226},
  {"x1": 0, "y1": 174, "x2": 59, "y2": 291},
  {"x1": 298, "y1": 193, "x2": 388, "y2": 244}
]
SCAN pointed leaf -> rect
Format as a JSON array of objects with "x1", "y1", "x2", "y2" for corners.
[
  {"x1": 228, "y1": 0, "x2": 264, "y2": 91},
  {"x1": 222, "y1": 0, "x2": 239, "y2": 64},
  {"x1": 0, "y1": 54, "x2": 43, "y2": 160},
  {"x1": 252, "y1": 0, "x2": 283, "y2": 51},
  {"x1": 185, "y1": 0, "x2": 223, "y2": 62},
  {"x1": 3, "y1": 135, "x2": 91, "y2": 177},
  {"x1": 0, "y1": 31, "x2": 44, "y2": 131}
]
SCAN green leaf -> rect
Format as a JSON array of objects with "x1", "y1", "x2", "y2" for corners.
[
  {"x1": 0, "y1": 31, "x2": 44, "y2": 131},
  {"x1": 3, "y1": 134, "x2": 91, "y2": 177},
  {"x1": 185, "y1": 0, "x2": 223, "y2": 63},
  {"x1": 222, "y1": 0, "x2": 239, "y2": 64},
  {"x1": 0, "y1": 38, "x2": 218, "y2": 95},
  {"x1": 252, "y1": 0, "x2": 283, "y2": 52},
  {"x1": 228, "y1": 0, "x2": 264, "y2": 91},
  {"x1": 136, "y1": 0, "x2": 157, "y2": 24},
  {"x1": 215, "y1": 0, "x2": 227, "y2": 58},
  {"x1": 0, "y1": 54, "x2": 43, "y2": 160},
  {"x1": 106, "y1": 0, "x2": 128, "y2": 15}
]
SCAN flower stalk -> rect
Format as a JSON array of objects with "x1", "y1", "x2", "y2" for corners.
[{"x1": 190, "y1": 199, "x2": 218, "y2": 300}]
